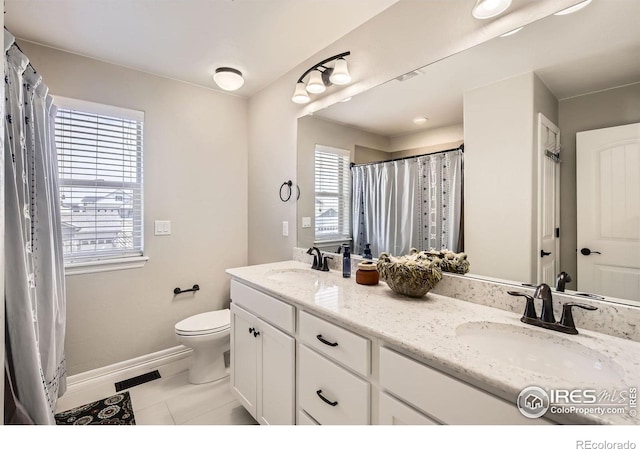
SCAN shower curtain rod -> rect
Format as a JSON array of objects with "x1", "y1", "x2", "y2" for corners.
[{"x1": 350, "y1": 143, "x2": 464, "y2": 168}]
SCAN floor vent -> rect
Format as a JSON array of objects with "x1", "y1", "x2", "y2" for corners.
[{"x1": 115, "y1": 370, "x2": 161, "y2": 392}]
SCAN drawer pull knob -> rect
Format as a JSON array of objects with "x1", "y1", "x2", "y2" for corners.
[
  {"x1": 316, "y1": 389, "x2": 338, "y2": 407},
  {"x1": 316, "y1": 334, "x2": 338, "y2": 347},
  {"x1": 249, "y1": 327, "x2": 255, "y2": 334}
]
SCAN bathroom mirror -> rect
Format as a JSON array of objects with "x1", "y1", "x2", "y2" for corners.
[{"x1": 296, "y1": 0, "x2": 640, "y2": 305}]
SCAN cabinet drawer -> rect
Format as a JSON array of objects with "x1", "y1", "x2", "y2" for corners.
[
  {"x1": 299, "y1": 310, "x2": 370, "y2": 376},
  {"x1": 298, "y1": 345, "x2": 370, "y2": 425},
  {"x1": 297, "y1": 410, "x2": 319, "y2": 425},
  {"x1": 231, "y1": 280, "x2": 295, "y2": 333},
  {"x1": 378, "y1": 392, "x2": 439, "y2": 425},
  {"x1": 379, "y1": 347, "x2": 549, "y2": 425}
]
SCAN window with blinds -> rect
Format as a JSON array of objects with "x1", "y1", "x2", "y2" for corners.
[
  {"x1": 54, "y1": 97, "x2": 144, "y2": 264},
  {"x1": 314, "y1": 145, "x2": 351, "y2": 242}
]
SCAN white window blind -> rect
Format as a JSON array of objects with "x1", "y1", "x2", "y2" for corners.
[
  {"x1": 54, "y1": 96, "x2": 144, "y2": 264},
  {"x1": 314, "y1": 145, "x2": 351, "y2": 242}
]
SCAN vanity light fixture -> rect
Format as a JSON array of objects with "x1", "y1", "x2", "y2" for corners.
[
  {"x1": 413, "y1": 117, "x2": 428, "y2": 125},
  {"x1": 472, "y1": 0, "x2": 512, "y2": 19},
  {"x1": 554, "y1": 0, "x2": 592, "y2": 15},
  {"x1": 213, "y1": 67, "x2": 244, "y2": 91},
  {"x1": 291, "y1": 51, "x2": 351, "y2": 104},
  {"x1": 500, "y1": 26, "x2": 523, "y2": 37}
]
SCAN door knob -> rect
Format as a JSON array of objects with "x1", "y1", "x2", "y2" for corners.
[
  {"x1": 540, "y1": 250, "x2": 552, "y2": 257},
  {"x1": 580, "y1": 248, "x2": 601, "y2": 256}
]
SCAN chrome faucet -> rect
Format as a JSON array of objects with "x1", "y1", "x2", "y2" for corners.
[
  {"x1": 508, "y1": 283, "x2": 597, "y2": 335},
  {"x1": 306, "y1": 247, "x2": 323, "y2": 270},
  {"x1": 555, "y1": 271, "x2": 572, "y2": 292}
]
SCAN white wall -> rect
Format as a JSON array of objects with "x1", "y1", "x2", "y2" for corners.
[
  {"x1": 558, "y1": 82, "x2": 640, "y2": 285},
  {"x1": 247, "y1": 0, "x2": 583, "y2": 265},
  {"x1": 297, "y1": 115, "x2": 389, "y2": 250},
  {"x1": 463, "y1": 72, "x2": 557, "y2": 284},
  {"x1": 18, "y1": 41, "x2": 249, "y2": 375},
  {"x1": 464, "y1": 73, "x2": 536, "y2": 283},
  {"x1": 389, "y1": 124, "x2": 464, "y2": 152}
]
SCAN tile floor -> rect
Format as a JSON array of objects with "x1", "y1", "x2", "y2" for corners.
[{"x1": 56, "y1": 359, "x2": 257, "y2": 425}]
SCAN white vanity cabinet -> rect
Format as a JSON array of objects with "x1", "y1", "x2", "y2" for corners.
[
  {"x1": 230, "y1": 281, "x2": 295, "y2": 425},
  {"x1": 379, "y1": 347, "x2": 550, "y2": 425}
]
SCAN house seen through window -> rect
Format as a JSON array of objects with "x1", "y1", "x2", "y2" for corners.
[
  {"x1": 54, "y1": 97, "x2": 144, "y2": 264},
  {"x1": 314, "y1": 145, "x2": 351, "y2": 243}
]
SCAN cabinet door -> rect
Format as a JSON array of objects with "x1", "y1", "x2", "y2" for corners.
[
  {"x1": 231, "y1": 304, "x2": 258, "y2": 419},
  {"x1": 378, "y1": 392, "x2": 439, "y2": 425},
  {"x1": 256, "y1": 318, "x2": 295, "y2": 425}
]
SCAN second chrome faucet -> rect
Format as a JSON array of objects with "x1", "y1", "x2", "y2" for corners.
[{"x1": 508, "y1": 283, "x2": 597, "y2": 335}]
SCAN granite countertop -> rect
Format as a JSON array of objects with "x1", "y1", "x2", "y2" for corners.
[{"x1": 226, "y1": 260, "x2": 640, "y2": 425}]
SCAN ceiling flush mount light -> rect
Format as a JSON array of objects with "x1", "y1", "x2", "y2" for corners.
[
  {"x1": 213, "y1": 67, "x2": 244, "y2": 91},
  {"x1": 413, "y1": 117, "x2": 428, "y2": 125},
  {"x1": 291, "y1": 51, "x2": 351, "y2": 104},
  {"x1": 500, "y1": 26, "x2": 523, "y2": 37},
  {"x1": 554, "y1": 0, "x2": 592, "y2": 16},
  {"x1": 472, "y1": 0, "x2": 512, "y2": 19}
]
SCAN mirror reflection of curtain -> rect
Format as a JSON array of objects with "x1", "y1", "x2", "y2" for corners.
[
  {"x1": 353, "y1": 150, "x2": 463, "y2": 257},
  {"x1": 4, "y1": 30, "x2": 67, "y2": 424}
]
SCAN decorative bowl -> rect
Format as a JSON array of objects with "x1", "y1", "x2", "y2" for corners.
[
  {"x1": 424, "y1": 249, "x2": 470, "y2": 274},
  {"x1": 377, "y1": 250, "x2": 443, "y2": 298}
]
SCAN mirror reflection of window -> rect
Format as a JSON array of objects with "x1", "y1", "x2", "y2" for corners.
[{"x1": 314, "y1": 145, "x2": 351, "y2": 245}]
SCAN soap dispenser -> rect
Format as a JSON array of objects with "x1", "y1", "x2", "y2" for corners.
[
  {"x1": 363, "y1": 243, "x2": 373, "y2": 260},
  {"x1": 342, "y1": 244, "x2": 351, "y2": 278}
]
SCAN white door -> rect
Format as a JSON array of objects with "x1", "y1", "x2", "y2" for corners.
[
  {"x1": 256, "y1": 318, "x2": 295, "y2": 425},
  {"x1": 230, "y1": 304, "x2": 258, "y2": 418},
  {"x1": 537, "y1": 114, "x2": 561, "y2": 285},
  {"x1": 577, "y1": 123, "x2": 640, "y2": 301}
]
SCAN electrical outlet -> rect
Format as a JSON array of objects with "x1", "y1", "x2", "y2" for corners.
[{"x1": 282, "y1": 221, "x2": 289, "y2": 237}]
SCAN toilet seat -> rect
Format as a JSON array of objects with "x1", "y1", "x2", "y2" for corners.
[{"x1": 175, "y1": 309, "x2": 230, "y2": 336}]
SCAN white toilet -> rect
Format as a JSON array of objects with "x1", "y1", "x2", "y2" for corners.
[{"x1": 174, "y1": 309, "x2": 231, "y2": 384}]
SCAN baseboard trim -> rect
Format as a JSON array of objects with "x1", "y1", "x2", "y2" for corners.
[{"x1": 65, "y1": 345, "x2": 192, "y2": 395}]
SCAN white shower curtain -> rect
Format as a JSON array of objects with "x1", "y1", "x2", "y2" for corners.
[
  {"x1": 4, "y1": 30, "x2": 67, "y2": 424},
  {"x1": 352, "y1": 150, "x2": 463, "y2": 258}
]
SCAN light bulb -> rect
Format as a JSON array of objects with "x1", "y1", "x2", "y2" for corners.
[
  {"x1": 306, "y1": 70, "x2": 326, "y2": 94},
  {"x1": 329, "y1": 58, "x2": 351, "y2": 85},
  {"x1": 291, "y1": 82, "x2": 310, "y2": 104}
]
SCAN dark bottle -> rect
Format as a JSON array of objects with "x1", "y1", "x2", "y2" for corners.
[{"x1": 342, "y1": 244, "x2": 351, "y2": 278}]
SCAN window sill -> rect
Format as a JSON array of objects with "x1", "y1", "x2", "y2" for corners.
[{"x1": 64, "y1": 256, "x2": 149, "y2": 276}]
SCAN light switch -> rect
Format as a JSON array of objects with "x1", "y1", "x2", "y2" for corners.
[
  {"x1": 302, "y1": 217, "x2": 311, "y2": 228},
  {"x1": 282, "y1": 221, "x2": 289, "y2": 237},
  {"x1": 155, "y1": 220, "x2": 171, "y2": 236}
]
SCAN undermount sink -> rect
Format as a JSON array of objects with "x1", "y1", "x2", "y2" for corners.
[
  {"x1": 456, "y1": 321, "x2": 625, "y2": 383},
  {"x1": 266, "y1": 268, "x2": 334, "y2": 285}
]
